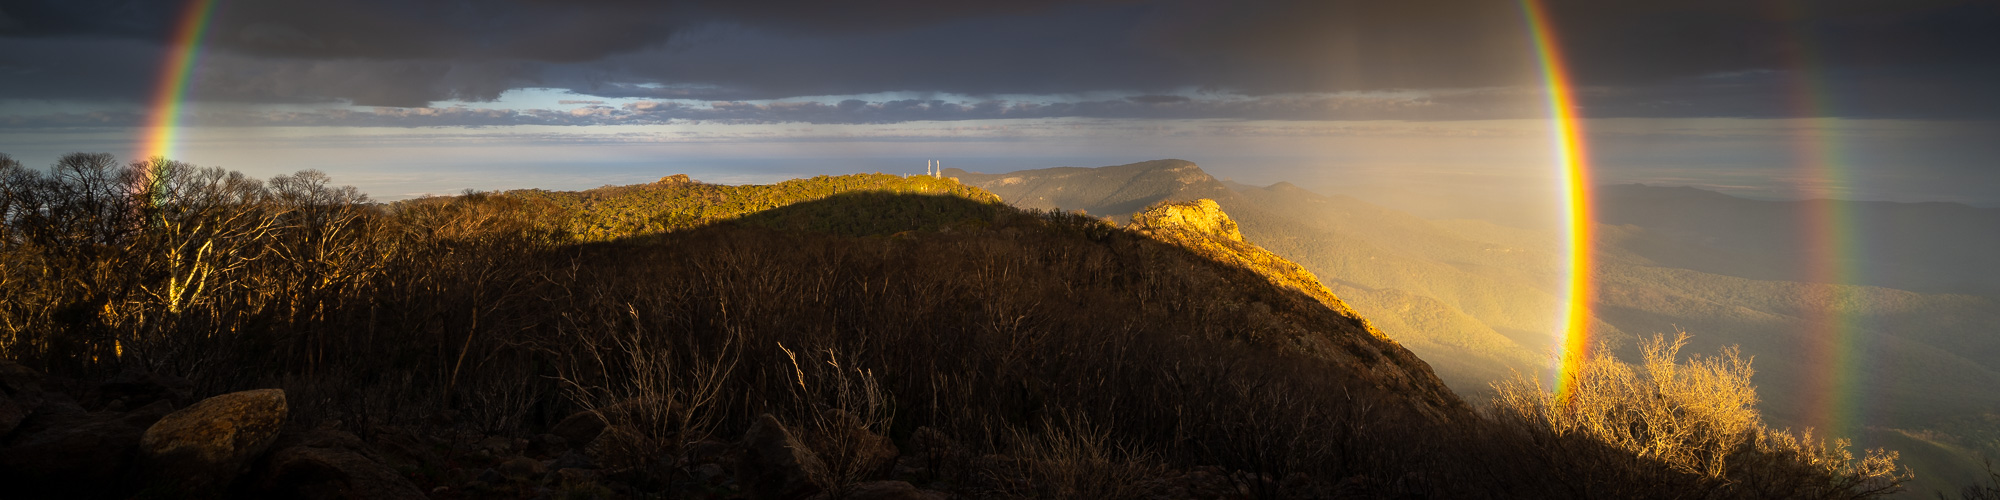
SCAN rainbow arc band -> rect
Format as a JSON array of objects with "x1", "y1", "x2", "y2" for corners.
[
  {"x1": 139, "y1": 0, "x2": 221, "y2": 168},
  {"x1": 1777, "y1": 0, "x2": 1863, "y2": 438},
  {"x1": 1518, "y1": 0, "x2": 1595, "y2": 400}
]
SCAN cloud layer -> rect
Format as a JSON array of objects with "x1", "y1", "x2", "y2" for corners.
[{"x1": 1, "y1": 0, "x2": 1995, "y2": 118}]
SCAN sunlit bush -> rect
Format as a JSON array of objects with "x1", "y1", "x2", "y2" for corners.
[{"x1": 1491, "y1": 333, "x2": 1910, "y2": 498}]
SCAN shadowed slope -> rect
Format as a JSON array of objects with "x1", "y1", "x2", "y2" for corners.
[{"x1": 675, "y1": 192, "x2": 1468, "y2": 421}]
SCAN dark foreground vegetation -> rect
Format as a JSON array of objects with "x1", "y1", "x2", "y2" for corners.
[{"x1": 0, "y1": 152, "x2": 1913, "y2": 498}]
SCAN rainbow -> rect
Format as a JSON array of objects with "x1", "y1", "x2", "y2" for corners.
[
  {"x1": 138, "y1": 0, "x2": 222, "y2": 165},
  {"x1": 1519, "y1": 0, "x2": 1596, "y2": 399},
  {"x1": 1778, "y1": 4, "x2": 1865, "y2": 438}
]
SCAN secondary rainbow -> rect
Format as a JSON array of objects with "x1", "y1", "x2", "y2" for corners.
[
  {"x1": 138, "y1": 0, "x2": 222, "y2": 165},
  {"x1": 1519, "y1": 0, "x2": 1596, "y2": 399},
  {"x1": 1777, "y1": 2, "x2": 1867, "y2": 439}
]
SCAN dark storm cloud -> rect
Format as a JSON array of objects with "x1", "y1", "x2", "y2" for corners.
[{"x1": 1, "y1": 0, "x2": 1995, "y2": 117}]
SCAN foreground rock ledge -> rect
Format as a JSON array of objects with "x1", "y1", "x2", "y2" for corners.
[{"x1": 139, "y1": 388, "x2": 288, "y2": 493}]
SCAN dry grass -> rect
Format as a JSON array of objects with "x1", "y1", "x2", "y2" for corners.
[{"x1": 995, "y1": 413, "x2": 1166, "y2": 500}]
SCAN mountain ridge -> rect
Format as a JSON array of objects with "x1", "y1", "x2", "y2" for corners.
[{"x1": 955, "y1": 159, "x2": 2000, "y2": 494}]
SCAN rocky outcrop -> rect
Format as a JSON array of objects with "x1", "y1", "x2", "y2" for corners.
[
  {"x1": 741, "y1": 413, "x2": 826, "y2": 500},
  {"x1": 0, "y1": 400, "x2": 172, "y2": 497},
  {"x1": 244, "y1": 429, "x2": 427, "y2": 500},
  {"x1": 139, "y1": 388, "x2": 289, "y2": 494},
  {"x1": 1128, "y1": 199, "x2": 1471, "y2": 420},
  {"x1": 0, "y1": 360, "x2": 182, "y2": 498},
  {"x1": 1129, "y1": 198, "x2": 1244, "y2": 242},
  {"x1": 0, "y1": 360, "x2": 43, "y2": 437},
  {"x1": 0, "y1": 363, "x2": 418, "y2": 499},
  {"x1": 1129, "y1": 199, "x2": 1363, "y2": 321}
]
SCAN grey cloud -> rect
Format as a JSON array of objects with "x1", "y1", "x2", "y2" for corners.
[
  {"x1": 0, "y1": 37, "x2": 159, "y2": 101},
  {"x1": 1, "y1": 0, "x2": 1994, "y2": 117},
  {"x1": 0, "y1": 109, "x2": 143, "y2": 128},
  {"x1": 0, "y1": 91, "x2": 1543, "y2": 129},
  {"x1": 187, "y1": 55, "x2": 541, "y2": 107},
  {"x1": 1127, "y1": 95, "x2": 1191, "y2": 104}
]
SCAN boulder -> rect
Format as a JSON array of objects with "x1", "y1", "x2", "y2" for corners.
[
  {"x1": 254, "y1": 443, "x2": 427, "y2": 500},
  {"x1": 555, "y1": 467, "x2": 601, "y2": 486},
  {"x1": 838, "y1": 480, "x2": 947, "y2": 500},
  {"x1": 550, "y1": 410, "x2": 608, "y2": 447},
  {"x1": 0, "y1": 359, "x2": 44, "y2": 397},
  {"x1": 812, "y1": 409, "x2": 899, "y2": 478},
  {"x1": 0, "y1": 360, "x2": 47, "y2": 437},
  {"x1": 498, "y1": 455, "x2": 546, "y2": 480},
  {"x1": 363, "y1": 425, "x2": 439, "y2": 468},
  {"x1": 584, "y1": 424, "x2": 654, "y2": 470},
  {"x1": 138, "y1": 389, "x2": 288, "y2": 493},
  {"x1": 740, "y1": 413, "x2": 825, "y2": 500},
  {"x1": 0, "y1": 400, "x2": 172, "y2": 498},
  {"x1": 549, "y1": 449, "x2": 595, "y2": 471},
  {"x1": 527, "y1": 432, "x2": 569, "y2": 457},
  {"x1": 0, "y1": 392, "x2": 25, "y2": 438}
]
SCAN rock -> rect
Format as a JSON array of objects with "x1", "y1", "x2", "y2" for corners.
[
  {"x1": 499, "y1": 455, "x2": 547, "y2": 480},
  {"x1": 550, "y1": 449, "x2": 595, "y2": 471},
  {"x1": 812, "y1": 409, "x2": 898, "y2": 478},
  {"x1": 692, "y1": 462, "x2": 727, "y2": 483},
  {"x1": 1129, "y1": 199, "x2": 1243, "y2": 242},
  {"x1": 658, "y1": 173, "x2": 695, "y2": 185},
  {"x1": 476, "y1": 434, "x2": 517, "y2": 455},
  {"x1": 0, "y1": 393, "x2": 26, "y2": 438},
  {"x1": 584, "y1": 424, "x2": 653, "y2": 471},
  {"x1": 0, "y1": 359, "x2": 44, "y2": 396},
  {"x1": 550, "y1": 410, "x2": 608, "y2": 447},
  {"x1": 0, "y1": 400, "x2": 171, "y2": 498},
  {"x1": 528, "y1": 432, "x2": 569, "y2": 457},
  {"x1": 138, "y1": 388, "x2": 288, "y2": 493},
  {"x1": 253, "y1": 442, "x2": 427, "y2": 500},
  {"x1": 740, "y1": 413, "x2": 824, "y2": 500},
  {"x1": 365, "y1": 425, "x2": 438, "y2": 467},
  {"x1": 685, "y1": 437, "x2": 733, "y2": 464},
  {"x1": 0, "y1": 360, "x2": 47, "y2": 437},
  {"x1": 555, "y1": 467, "x2": 600, "y2": 486},
  {"x1": 839, "y1": 480, "x2": 947, "y2": 500}
]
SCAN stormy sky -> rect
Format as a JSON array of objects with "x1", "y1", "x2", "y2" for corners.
[{"x1": 2, "y1": 0, "x2": 1996, "y2": 209}]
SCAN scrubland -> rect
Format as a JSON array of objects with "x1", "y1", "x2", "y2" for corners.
[{"x1": 0, "y1": 153, "x2": 1919, "y2": 498}]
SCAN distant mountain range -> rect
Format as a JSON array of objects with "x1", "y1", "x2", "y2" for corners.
[
  {"x1": 1598, "y1": 184, "x2": 2000, "y2": 297},
  {"x1": 950, "y1": 160, "x2": 2000, "y2": 495}
]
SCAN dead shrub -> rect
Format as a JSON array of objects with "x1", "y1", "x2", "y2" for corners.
[{"x1": 1491, "y1": 333, "x2": 1910, "y2": 499}]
